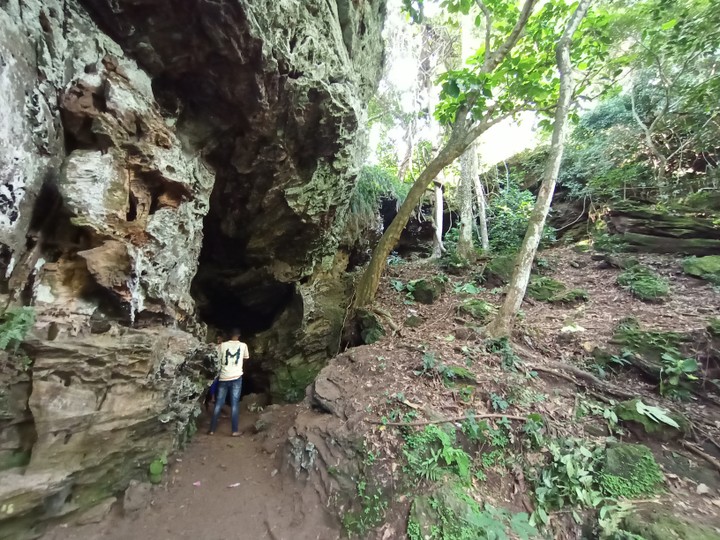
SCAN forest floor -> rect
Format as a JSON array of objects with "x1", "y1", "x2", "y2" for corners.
[{"x1": 45, "y1": 246, "x2": 720, "y2": 539}]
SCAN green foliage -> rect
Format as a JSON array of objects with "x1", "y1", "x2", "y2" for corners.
[
  {"x1": 453, "y1": 282, "x2": 483, "y2": 295},
  {"x1": 415, "y1": 351, "x2": 477, "y2": 386},
  {"x1": 346, "y1": 165, "x2": 410, "y2": 243},
  {"x1": 616, "y1": 265, "x2": 669, "y2": 301},
  {"x1": 148, "y1": 454, "x2": 168, "y2": 484},
  {"x1": 487, "y1": 183, "x2": 556, "y2": 254},
  {"x1": 631, "y1": 400, "x2": 679, "y2": 429},
  {"x1": 342, "y1": 479, "x2": 388, "y2": 537},
  {"x1": 409, "y1": 485, "x2": 537, "y2": 540},
  {"x1": 0, "y1": 307, "x2": 35, "y2": 352},
  {"x1": 613, "y1": 320, "x2": 699, "y2": 398},
  {"x1": 659, "y1": 354, "x2": 698, "y2": 398},
  {"x1": 533, "y1": 439, "x2": 606, "y2": 526},
  {"x1": 531, "y1": 439, "x2": 664, "y2": 533},
  {"x1": 403, "y1": 425, "x2": 472, "y2": 483},
  {"x1": 484, "y1": 337, "x2": 521, "y2": 370}
]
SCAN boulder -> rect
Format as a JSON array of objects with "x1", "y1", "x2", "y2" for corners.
[
  {"x1": 73, "y1": 497, "x2": 116, "y2": 525},
  {"x1": 410, "y1": 279, "x2": 444, "y2": 304},
  {"x1": 622, "y1": 506, "x2": 720, "y2": 540},
  {"x1": 683, "y1": 256, "x2": 720, "y2": 284},
  {"x1": 122, "y1": 480, "x2": 152, "y2": 514},
  {"x1": 614, "y1": 399, "x2": 688, "y2": 441},
  {"x1": 600, "y1": 442, "x2": 664, "y2": 498}
]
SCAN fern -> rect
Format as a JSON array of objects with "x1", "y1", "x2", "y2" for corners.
[{"x1": 0, "y1": 307, "x2": 35, "y2": 352}]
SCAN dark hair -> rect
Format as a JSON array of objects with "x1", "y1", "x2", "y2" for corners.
[{"x1": 230, "y1": 328, "x2": 241, "y2": 338}]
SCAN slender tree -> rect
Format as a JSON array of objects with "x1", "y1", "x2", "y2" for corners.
[
  {"x1": 431, "y1": 180, "x2": 446, "y2": 258},
  {"x1": 456, "y1": 9, "x2": 479, "y2": 260},
  {"x1": 486, "y1": 0, "x2": 593, "y2": 337},
  {"x1": 473, "y1": 171, "x2": 490, "y2": 250}
]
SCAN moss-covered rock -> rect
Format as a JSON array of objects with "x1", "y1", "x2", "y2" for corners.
[
  {"x1": 481, "y1": 255, "x2": 516, "y2": 286},
  {"x1": 404, "y1": 315, "x2": 423, "y2": 328},
  {"x1": 600, "y1": 442, "x2": 664, "y2": 498},
  {"x1": 607, "y1": 203, "x2": 720, "y2": 255},
  {"x1": 615, "y1": 399, "x2": 688, "y2": 440},
  {"x1": 551, "y1": 288, "x2": 589, "y2": 305},
  {"x1": 527, "y1": 276, "x2": 565, "y2": 301},
  {"x1": 409, "y1": 278, "x2": 445, "y2": 304},
  {"x1": 682, "y1": 256, "x2": 720, "y2": 284},
  {"x1": 457, "y1": 299, "x2": 497, "y2": 323},
  {"x1": 623, "y1": 507, "x2": 720, "y2": 540},
  {"x1": 357, "y1": 308, "x2": 386, "y2": 345}
]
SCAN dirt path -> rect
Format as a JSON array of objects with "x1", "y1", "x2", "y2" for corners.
[{"x1": 44, "y1": 407, "x2": 340, "y2": 540}]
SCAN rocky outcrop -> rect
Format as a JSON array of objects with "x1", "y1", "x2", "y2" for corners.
[
  {"x1": 0, "y1": 0, "x2": 385, "y2": 536},
  {"x1": 607, "y1": 203, "x2": 720, "y2": 255}
]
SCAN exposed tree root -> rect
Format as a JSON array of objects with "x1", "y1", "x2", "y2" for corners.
[
  {"x1": 365, "y1": 412, "x2": 528, "y2": 427},
  {"x1": 680, "y1": 441, "x2": 720, "y2": 474}
]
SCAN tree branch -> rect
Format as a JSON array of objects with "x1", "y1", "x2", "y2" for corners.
[
  {"x1": 473, "y1": 0, "x2": 493, "y2": 69},
  {"x1": 365, "y1": 412, "x2": 528, "y2": 427},
  {"x1": 482, "y1": 0, "x2": 539, "y2": 74}
]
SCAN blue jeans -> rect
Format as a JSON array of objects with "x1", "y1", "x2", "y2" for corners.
[{"x1": 209, "y1": 377, "x2": 242, "y2": 433}]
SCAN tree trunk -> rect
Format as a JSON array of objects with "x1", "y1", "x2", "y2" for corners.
[
  {"x1": 354, "y1": 135, "x2": 467, "y2": 308},
  {"x1": 486, "y1": 0, "x2": 592, "y2": 337},
  {"x1": 457, "y1": 11, "x2": 477, "y2": 260},
  {"x1": 457, "y1": 148, "x2": 476, "y2": 259},
  {"x1": 432, "y1": 182, "x2": 445, "y2": 258},
  {"x1": 473, "y1": 169, "x2": 490, "y2": 251}
]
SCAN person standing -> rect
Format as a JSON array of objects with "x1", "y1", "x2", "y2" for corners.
[{"x1": 208, "y1": 329, "x2": 249, "y2": 436}]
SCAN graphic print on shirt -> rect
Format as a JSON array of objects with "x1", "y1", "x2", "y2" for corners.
[{"x1": 224, "y1": 347, "x2": 242, "y2": 366}]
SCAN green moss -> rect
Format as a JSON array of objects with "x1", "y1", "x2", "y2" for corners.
[
  {"x1": 481, "y1": 255, "x2": 516, "y2": 286},
  {"x1": 527, "y1": 276, "x2": 565, "y2": 302},
  {"x1": 623, "y1": 508, "x2": 720, "y2": 540},
  {"x1": 357, "y1": 308, "x2": 386, "y2": 344},
  {"x1": 615, "y1": 399, "x2": 688, "y2": 440},
  {"x1": 682, "y1": 256, "x2": 720, "y2": 284},
  {"x1": 617, "y1": 264, "x2": 669, "y2": 301},
  {"x1": 550, "y1": 288, "x2": 589, "y2": 305},
  {"x1": 601, "y1": 443, "x2": 664, "y2": 498},
  {"x1": 708, "y1": 317, "x2": 720, "y2": 336},
  {"x1": 457, "y1": 299, "x2": 497, "y2": 323},
  {"x1": 410, "y1": 278, "x2": 445, "y2": 304},
  {"x1": 270, "y1": 360, "x2": 323, "y2": 402}
]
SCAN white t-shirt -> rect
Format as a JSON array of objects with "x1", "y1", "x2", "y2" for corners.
[{"x1": 217, "y1": 340, "x2": 249, "y2": 381}]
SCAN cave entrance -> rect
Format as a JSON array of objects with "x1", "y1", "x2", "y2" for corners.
[{"x1": 193, "y1": 269, "x2": 295, "y2": 399}]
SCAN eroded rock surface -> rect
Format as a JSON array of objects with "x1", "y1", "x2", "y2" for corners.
[{"x1": 0, "y1": 0, "x2": 385, "y2": 536}]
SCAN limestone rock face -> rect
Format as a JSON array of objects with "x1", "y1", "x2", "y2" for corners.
[{"x1": 0, "y1": 0, "x2": 385, "y2": 536}]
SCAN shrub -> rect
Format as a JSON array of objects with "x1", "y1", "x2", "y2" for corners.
[
  {"x1": 617, "y1": 265, "x2": 669, "y2": 301},
  {"x1": 487, "y1": 183, "x2": 555, "y2": 253}
]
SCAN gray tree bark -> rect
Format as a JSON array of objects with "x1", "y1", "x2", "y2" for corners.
[
  {"x1": 473, "y1": 171, "x2": 490, "y2": 251},
  {"x1": 486, "y1": 0, "x2": 592, "y2": 337}
]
